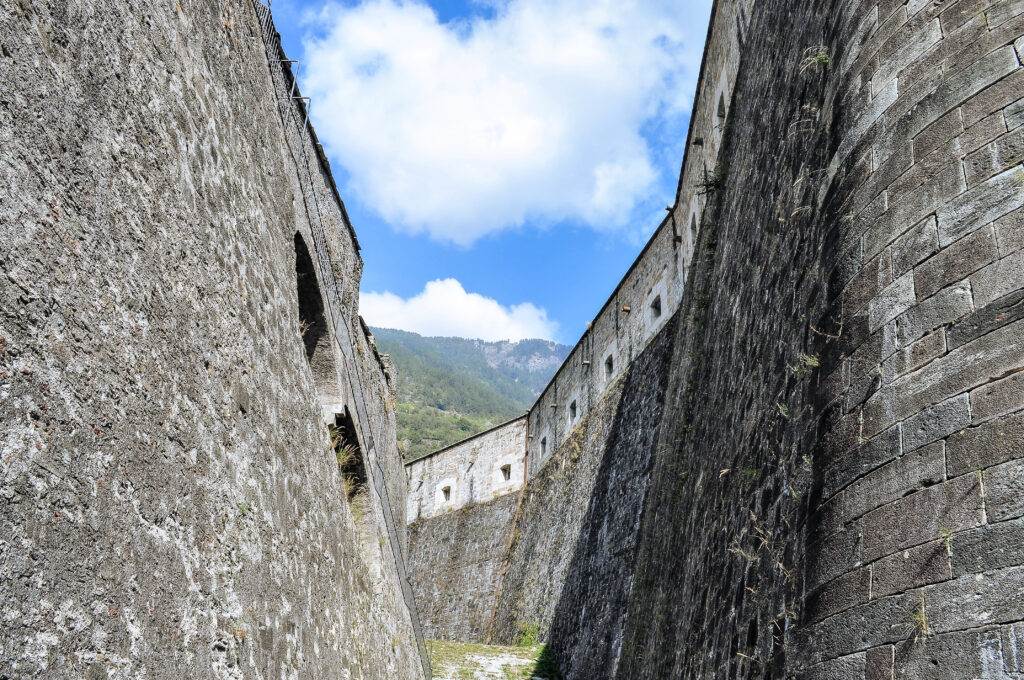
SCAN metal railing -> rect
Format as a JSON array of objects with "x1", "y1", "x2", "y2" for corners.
[{"x1": 251, "y1": 2, "x2": 432, "y2": 676}]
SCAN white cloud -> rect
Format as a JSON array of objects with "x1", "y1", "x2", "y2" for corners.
[
  {"x1": 360, "y1": 278, "x2": 558, "y2": 341},
  {"x1": 301, "y1": 0, "x2": 710, "y2": 244}
]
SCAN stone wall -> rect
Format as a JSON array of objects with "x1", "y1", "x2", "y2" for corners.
[
  {"x1": 403, "y1": 0, "x2": 756, "y2": 509},
  {"x1": 407, "y1": 493, "x2": 519, "y2": 641},
  {"x1": 0, "y1": 1, "x2": 426, "y2": 678},
  {"x1": 406, "y1": 418, "x2": 527, "y2": 522},
  {"x1": 408, "y1": 0, "x2": 1024, "y2": 678}
]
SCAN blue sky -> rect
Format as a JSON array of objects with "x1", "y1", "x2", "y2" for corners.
[{"x1": 268, "y1": 0, "x2": 712, "y2": 343}]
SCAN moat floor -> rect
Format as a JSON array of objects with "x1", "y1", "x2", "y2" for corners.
[{"x1": 427, "y1": 639, "x2": 560, "y2": 679}]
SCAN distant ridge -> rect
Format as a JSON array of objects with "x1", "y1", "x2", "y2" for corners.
[{"x1": 370, "y1": 328, "x2": 570, "y2": 461}]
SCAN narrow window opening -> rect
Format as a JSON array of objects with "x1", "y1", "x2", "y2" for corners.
[
  {"x1": 691, "y1": 213, "x2": 698, "y2": 242},
  {"x1": 442, "y1": 486, "x2": 451, "y2": 502},
  {"x1": 650, "y1": 295, "x2": 663, "y2": 320},
  {"x1": 569, "y1": 400, "x2": 577, "y2": 422},
  {"x1": 540, "y1": 437, "x2": 547, "y2": 456},
  {"x1": 717, "y1": 93, "x2": 727, "y2": 120},
  {"x1": 294, "y1": 233, "x2": 328, "y2": 362},
  {"x1": 501, "y1": 464, "x2": 511, "y2": 481},
  {"x1": 331, "y1": 408, "x2": 367, "y2": 502},
  {"x1": 605, "y1": 355, "x2": 614, "y2": 379}
]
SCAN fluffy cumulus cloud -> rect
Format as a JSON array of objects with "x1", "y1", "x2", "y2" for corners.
[
  {"x1": 360, "y1": 278, "x2": 558, "y2": 341},
  {"x1": 301, "y1": 0, "x2": 710, "y2": 244}
]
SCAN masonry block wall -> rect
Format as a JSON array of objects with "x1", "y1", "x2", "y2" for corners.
[
  {"x1": 407, "y1": 0, "x2": 1024, "y2": 676},
  {"x1": 404, "y1": 0, "x2": 754, "y2": 519},
  {"x1": 0, "y1": 1, "x2": 426, "y2": 678}
]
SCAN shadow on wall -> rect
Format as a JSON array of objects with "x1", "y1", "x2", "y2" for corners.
[{"x1": 487, "y1": 313, "x2": 678, "y2": 670}]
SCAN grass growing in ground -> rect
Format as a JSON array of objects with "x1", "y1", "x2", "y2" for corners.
[{"x1": 428, "y1": 639, "x2": 563, "y2": 679}]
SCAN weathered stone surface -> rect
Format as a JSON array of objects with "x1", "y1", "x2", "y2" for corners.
[
  {"x1": 880, "y1": 329, "x2": 946, "y2": 384},
  {"x1": 937, "y1": 164, "x2": 1024, "y2": 246},
  {"x1": 891, "y1": 215, "x2": 940, "y2": 275},
  {"x1": 892, "y1": 626, "x2": 1006, "y2": 679},
  {"x1": 946, "y1": 410, "x2": 1024, "y2": 475},
  {"x1": 983, "y1": 458, "x2": 1024, "y2": 522},
  {"x1": 971, "y1": 247, "x2": 1024, "y2": 307},
  {"x1": 865, "y1": 645, "x2": 894, "y2": 680},
  {"x1": 945, "y1": 288, "x2": 1024, "y2": 350},
  {"x1": 913, "y1": 227, "x2": 997, "y2": 299},
  {"x1": 861, "y1": 473, "x2": 984, "y2": 562},
  {"x1": 824, "y1": 426, "x2": 903, "y2": 500},
  {"x1": 901, "y1": 394, "x2": 970, "y2": 452},
  {"x1": 408, "y1": 493, "x2": 518, "y2": 641},
  {"x1": 844, "y1": 442, "x2": 945, "y2": 521},
  {"x1": 870, "y1": 539, "x2": 951, "y2": 598},
  {"x1": 807, "y1": 568, "x2": 871, "y2": 624},
  {"x1": 870, "y1": 272, "x2": 916, "y2": 332},
  {"x1": 892, "y1": 279, "x2": 973, "y2": 350},
  {"x1": 970, "y1": 368, "x2": 1024, "y2": 423},
  {"x1": 0, "y1": 2, "x2": 426, "y2": 678},
  {"x1": 925, "y1": 566, "x2": 1024, "y2": 634},
  {"x1": 798, "y1": 652, "x2": 866, "y2": 680},
  {"x1": 994, "y1": 205, "x2": 1024, "y2": 255},
  {"x1": 951, "y1": 518, "x2": 1024, "y2": 576}
]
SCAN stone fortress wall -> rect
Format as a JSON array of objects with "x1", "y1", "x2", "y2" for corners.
[
  {"x1": 408, "y1": 1, "x2": 1024, "y2": 679},
  {"x1": 406, "y1": 417, "x2": 527, "y2": 522},
  {"x1": 0, "y1": 1, "x2": 428, "y2": 678},
  {"x1": 405, "y1": 0, "x2": 756, "y2": 519}
]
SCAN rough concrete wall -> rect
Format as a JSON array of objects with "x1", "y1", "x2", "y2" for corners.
[
  {"x1": 407, "y1": 493, "x2": 519, "y2": 642},
  {"x1": 406, "y1": 418, "x2": 527, "y2": 522},
  {"x1": 0, "y1": 1, "x2": 425, "y2": 678}
]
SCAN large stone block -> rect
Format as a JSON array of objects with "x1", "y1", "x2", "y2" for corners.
[
  {"x1": 971, "y1": 247, "x2": 1024, "y2": 308},
  {"x1": 901, "y1": 394, "x2": 970, "y2": 452},
  {"x1": 891, "y1": 215, "x2": 939, "y2": 275},
  {"x1": 984, "y1": 458, "x2": 1024, "y2": 522},
  {"x1": 870, "y1": 538, "x2": 951, "y2": 598},
  {"x1": 880, "y1": 329, "x2": 946, "y2": 384},
  {"x1": 823, "y1": 426, "x2": 902, "y2": 500},
  {"x1": 843, "y1": 442, "x2": 945, "y2": 521},
  {"x1": 913, "y1": 226, "x2": 996, "y2": 300},
  {"x1": 950, "y1": 517, "x2": 1024, "y2": 576},
  {"x1": 970, "y1": 368, "x2": 1024, "y2": 424},
  {"x1": 925, "y1": 566, "x2": 1024, "y2": 634},
  {"x1": 894, "y1": 279, "x2": 973, "y2": 349},
  {"x1": 937, "y1": 164, "x2": 1024, "y2": 246},
  {"x1": 892, "y1": 626, "x2": 1005, "y2": 679},
  {"x1": 945, "y1": 288, "x2": 1024, "y2": 350},
  {"x1": 861, "y1": 473, "x2": 984, "y2": 562},
  {"x1": 946, "y1": 410, "x2": 1024, "y2": 476}
]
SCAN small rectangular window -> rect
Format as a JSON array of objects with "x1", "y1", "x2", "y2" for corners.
[
  {"x1": 501, "y1": 464, "x2": 511, "y2": 481},
  {"x1": 605, "y1": 355, "x2": 614, "y2": 379},
  {"x1": 541, "y1": 437, "x2": 547, "y2": 455},
  {"x1": 650, "y1": 295, "x2": 662, "y2": 320},
  {"x1": 442, "y1": 486, "x2": 451, "y2": 501},
  {"x1": 569, "y1": 400, "x2": 577, "y2": 422}
]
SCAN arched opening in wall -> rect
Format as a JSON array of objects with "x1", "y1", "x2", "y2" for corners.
[
  {"x1": 540, "y1": 437, "x2": 547, "y2": 456},
  {"x1": 295, "y1": 233, "x2": 328, "y2": 360},
  {"x1": 294, "y1": 232, "x2": 343, "y2": 412},
  {"x1": 605, "y1": 355, "x2": 615, "y2": 380},
  {"x1": 331, "y1": 408, "x2": 380, "y2": 572}
]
